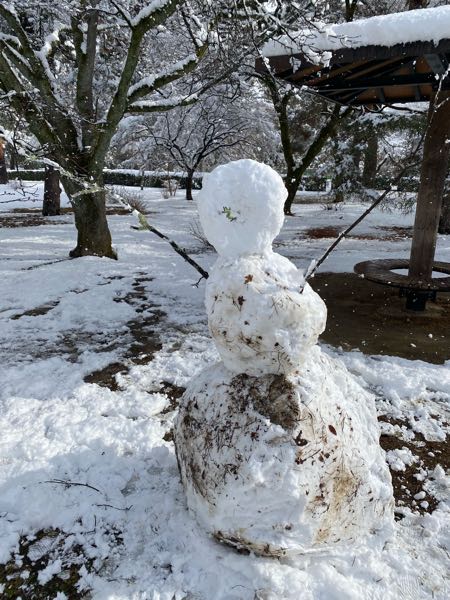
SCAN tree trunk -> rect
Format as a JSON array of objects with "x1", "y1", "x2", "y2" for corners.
[
  {"x1": 0, "y1": 139, "x2": 8, "y2": 184},
  {"x1": 409, "y1": 90, "x2": 450, "y2": 278},
  {"x1": 408, "y1": 0, "x2": 428, "y2": 9},
  {"x1": 362, "y1": 133, "x2": 378, "y2": 187},
  {"x1": 284, "y1": 178, "x2": 297, "y2": 215},
  {"x1": 42, "y1": 166, "x2": 61, "y2": 216},
  {"x1": 9, "y1": 145, "x2": 18, "y2": 170},
  {"x1": 63, "y1": 175, "x2": 116, "y2": 259},
  {"x1": 283, "y1": 105, "x2": 351, "y2": 214},
  {"x1": 331, "y1": 137, "x2": 346, "y2": 203},
  {"x1": 185, "y1": 169, "x2": 194, "y2": 201},
  {"x1": 438, "y1": 190, "x2": 450, "y2": 234}
]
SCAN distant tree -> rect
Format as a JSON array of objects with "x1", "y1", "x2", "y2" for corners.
[
  {"x1": 258, "y1": 77, "x2": 351, "y2": 214},
  {"x1": 0, "y1": 136, "x2": 7, "y2": 184},
  {"x1": 149, "y1": 95, "x2": 255, "y2": 200},
  {"x1": 253, "y1": 0, "x2": 361, "y2": 214},
  {"x1": 42, "y1": 166, "x2": 61, "y2": 216}
]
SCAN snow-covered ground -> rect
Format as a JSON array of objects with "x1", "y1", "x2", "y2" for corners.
[{"x1": 0, "y1": 183, "x2": 449, "y2": 599}]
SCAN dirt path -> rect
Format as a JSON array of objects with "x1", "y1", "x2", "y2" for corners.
[{"x1": 310, "y1": 272, "x2": 450, "y2": 364}]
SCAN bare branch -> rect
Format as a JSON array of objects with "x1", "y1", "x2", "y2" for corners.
[{"x1": 131, "y1": 220, "x2": 209, "y2": 281}]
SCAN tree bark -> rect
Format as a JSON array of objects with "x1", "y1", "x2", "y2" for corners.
[
  {"x1": 284, "y1": 179, "x2": 297, "y2": 215},
  {"x1": 362, "y1": 132, "x2": 378, "y2": 187},
  {"x1": 0, "y1": 139, "x2": 8, "y2": 184},
  {"x1": 185, "y1": 169, "x2": 194, "y2": 201},
  {"x1": 284, "y1": 105, "x2": 350, "y2": 214},
  {"x1": 9, "y1": 146, "x2": 18, "y2": 170},
  {"x1": 63, "y1": 175, "x2": 116, "y2": 259},
  {"x1": 408, "y1": 0, "x2": 428, "y2": 9},
  {"x1": 409, "y1": 90, "x2": 450, "y2": 278},
  {"x1": 42, "y1": 166, "x2": 61, "y2": 216},
  {"x1": 438, "y1": 190, "x2": 450, "y2": 234}
]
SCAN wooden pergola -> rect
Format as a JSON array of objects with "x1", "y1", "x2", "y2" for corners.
[
  {"x1": 255, "y1": 39, "x2": 450, "y2": 107},
  {"x1": 257, "y1": 30, "x2": 450, "y2": 311}
]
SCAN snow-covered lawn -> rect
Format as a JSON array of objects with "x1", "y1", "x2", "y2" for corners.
[{"x1": 0, "y1": 183, "x2": 449, "y2": 599}]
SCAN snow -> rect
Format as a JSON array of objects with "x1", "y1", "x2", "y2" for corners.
[
  {"x1": 198, "y1": 159, "x2": 287, "y2": 257},
  {"x1": 127, "y1": 55, "x2": 199, "y2": 100},
  {"x1": 130, "y1": 0, "x2": 176, "y2": 27},
  {"x1": 104, "y1": 167, "x2": 206, "y2": 177},
  {"x1": 0, "y1": 181, "x2": 449, "y2": 598},
  {"x1": 386, "y1": 447, "x2": 417, "y2": 472},
  {"x1": 198, "y1": 161, "x2": 326, "y2": 375},
  {"x1": 129, "y1": 93, "x2": 198, "y2": 111},
  {"x1": 127, "y1": 75, "x2": 157, "y2": 98},
  {"x1": 175, "y1": 348, "x2": 394, "y2": 555},
  {"x1": 263, "y1": 7, "x2": 450, "y2": 60},
  {"x1": 205, "y1": 253, "x2": 326, "y2": 375},
  {"x1": 38, "y1": 26, "x2": 67, "y2": 59}
]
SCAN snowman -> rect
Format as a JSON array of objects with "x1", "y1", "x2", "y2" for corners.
[{"x1": 174, "y1": 159, "x2": 394, "y2": 557}]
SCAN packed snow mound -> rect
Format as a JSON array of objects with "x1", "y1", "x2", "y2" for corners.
[
  {"x1": 206, "y1": 252, "x2": 326, "y2": 375},
  {"x1": 197, "y1": 159, "x2": 287, "y2": 257},
  {"x1": 175, "y1": 347, "x2": 394, "y2": 557}
]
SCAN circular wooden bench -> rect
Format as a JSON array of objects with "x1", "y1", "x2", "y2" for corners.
[{"x1": 354, "y1": 259, "x2": 450, "y2": 310}]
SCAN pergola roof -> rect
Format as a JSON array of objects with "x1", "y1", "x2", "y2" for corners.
[{"x1": 256, "y1": 8, "x2": 450, "y2": 106}]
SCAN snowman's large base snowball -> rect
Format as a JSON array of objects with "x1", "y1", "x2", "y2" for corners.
[{"x1": 174, "y1": 347, "x2": 394, "y2": 556}]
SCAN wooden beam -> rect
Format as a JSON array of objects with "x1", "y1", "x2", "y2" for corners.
[
  {"x1": 304, "y1": 56, "x2": 413, "y2": 90},
  {"x1": 377, "y1": 87, "x2": 386, "y2": 104},
  {"x1": 316, "y1": 72, "x2": 441, "y2": 92},
  {"x1": 305, "y1": 59, "x2": 377, "y2": 87},
  {"x1": 345, "y1": 56, "x2": 414, "y2": 81}
]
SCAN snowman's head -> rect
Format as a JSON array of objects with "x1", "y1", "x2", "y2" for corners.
[{"x1": 197, "y1": 159, "x2": 287, "y2": 258}]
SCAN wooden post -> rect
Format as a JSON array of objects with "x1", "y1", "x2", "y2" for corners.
[
  {"x1": 42, "y1": 165, "x2": 61, "y2": 216},
  {"x1": 0, "y1": 138, "x2": 8, "y2": 184},
  {"x1": 408, "y1": 90, "x2": 450, "y2": 280},
  {"x1": 439, "y1": 190, "x2": 450, "y2": 234}
]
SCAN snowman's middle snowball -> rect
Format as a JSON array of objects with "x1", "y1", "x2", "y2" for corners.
[{"x1": 206, "y1": 252, "x2": 327, "y2": 376}]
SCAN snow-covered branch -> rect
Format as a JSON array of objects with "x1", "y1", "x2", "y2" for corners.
[
  {"x1": 130, "y1": 0, "x2": 180, "y2": 27},
  {"x1": 127, "y1": 52, "x2": 203, "y2": 105},
  {"x1": 127, "y1": 94, "x2": 198, "y2": 114}
]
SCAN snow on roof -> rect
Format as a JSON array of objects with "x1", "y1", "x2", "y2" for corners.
[{"x1": 263, "y1": 6, "x2": 450, "y2": 59}]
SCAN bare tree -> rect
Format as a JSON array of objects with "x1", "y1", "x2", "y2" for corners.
[{"x1": 149, "y1": 97, "x2": 251, "y2": 200}]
